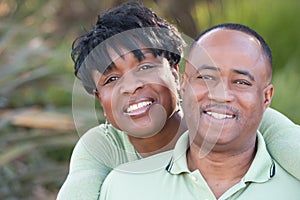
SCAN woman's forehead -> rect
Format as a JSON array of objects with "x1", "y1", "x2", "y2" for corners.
[{"x1": 106, "y1": 45, "x2": 151, "y2": 60}]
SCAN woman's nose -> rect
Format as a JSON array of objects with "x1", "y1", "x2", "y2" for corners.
[{"x1": 119, "y1": 71, "x2": 144, "y2": 95}]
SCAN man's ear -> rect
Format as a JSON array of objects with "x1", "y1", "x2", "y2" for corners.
[
  {"x1": 263, "y1": 84, "x2": 274, "y2": 109},
  {"x1": 180, "y1": 72, "x2": 187, "y2": 98}
]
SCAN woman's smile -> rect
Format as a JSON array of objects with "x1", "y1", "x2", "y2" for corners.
[{"x1": 125, "y1": 99, "x2": 154, "y2": 116}]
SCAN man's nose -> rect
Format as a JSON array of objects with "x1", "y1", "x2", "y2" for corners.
[{"x1": 207, "y1": 80, "x2": 234, "y2": 103}]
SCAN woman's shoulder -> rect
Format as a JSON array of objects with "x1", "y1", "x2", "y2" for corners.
[
  {"x1": 73, "y1": 124, "x2": 139, "y2": 165},
  {"x1": 75, "y1": 124, "x2": 126, "y2": 150},
  {"x1": 82, "y1": 124, "x2": 122, "y2": 136}
]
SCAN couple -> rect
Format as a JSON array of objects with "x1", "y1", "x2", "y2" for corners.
[{"x1": 58, "y1": 1, "x2": 300, "y2": 199}]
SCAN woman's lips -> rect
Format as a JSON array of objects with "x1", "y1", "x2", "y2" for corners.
[{"x1": 124, "y1": 99, "x2": 154, "y2": 116}]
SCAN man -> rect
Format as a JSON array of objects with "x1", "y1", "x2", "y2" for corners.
[{"x1": 99, "y1": 23, "x2": 300, "y2": 200}]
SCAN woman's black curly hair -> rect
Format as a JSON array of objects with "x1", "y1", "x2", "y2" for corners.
[{"x1": 71, "y1": 1, "x2": 186, "y2": 94}]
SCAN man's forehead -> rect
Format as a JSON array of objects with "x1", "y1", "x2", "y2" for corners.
[
  {"x1": 186, "y1": 43, "x2": 213, "y2": 71},
  {"x1": 187, "y1": 29, "x2": 262, "y2": 63},
  {"x1": 195, "y1": 28, "x2": 260, "y2": 48}
]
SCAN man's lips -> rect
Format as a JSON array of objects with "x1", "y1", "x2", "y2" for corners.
[
  {"x1": 204, "y1": 111, "x2": 235, "y2": 119},
  {"x1": 202, "y1": 105, "x2": 238, "y2": 120}
]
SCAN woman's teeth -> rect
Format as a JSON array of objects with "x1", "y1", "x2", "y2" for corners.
[{"x1": 126, "y1": 101, "x2": 152, "y2": 113}]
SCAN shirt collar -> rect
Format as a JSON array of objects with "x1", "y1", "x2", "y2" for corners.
[
  {"x1": 166, "y1": 131, "x2": 275, "y2": 183},
  {"x1": 243, "y1": 131, "x2": 275, "y2": 183},
  {"x1": 166, "y1": 131, "x2": 190, "y2": 174}
]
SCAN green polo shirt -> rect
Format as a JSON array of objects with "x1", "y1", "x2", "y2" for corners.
[
  {"x1": 57, "y1": 108, "x2": 300, "y2": 199},
  {"x1": 100, "y1": 131, "x2": 300, "y2": 200}
]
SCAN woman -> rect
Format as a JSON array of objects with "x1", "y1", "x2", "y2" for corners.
[{"x1": 57, "y1": 2, "x2": 300, "y2": 199}]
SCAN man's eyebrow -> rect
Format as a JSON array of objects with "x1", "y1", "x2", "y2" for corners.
[
  {"x1": 194, "y1": 65, "x2": 255, "y2": 81},
  {"x1": 232, "y1": 69, "x2": 255, "y2": 81},
  {"x1": 196, "y1": 65, "x2": 220, "y2": 72}
]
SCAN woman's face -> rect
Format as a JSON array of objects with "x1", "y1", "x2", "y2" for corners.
[{"x1": 93, "y1": 48, "x2": 179, "y2": 138}]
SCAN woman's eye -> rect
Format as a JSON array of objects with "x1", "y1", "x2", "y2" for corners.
[
  {"x1": 138, "y1": 64, "x2": 156, "y2": 71},
  {"x1": 198, "y1": 75, "x2": 214, "y2": 80},
  {"x1": 103, "y1": 76, "x2": 119, "y2": 85}
]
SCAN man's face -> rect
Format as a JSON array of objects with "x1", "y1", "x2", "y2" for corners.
[
  {"x1": 93, "y1": 48, "x2": 179, "y2": 138},
  {"x1": 181, "y1": 29, "x2": 273, "y2": 151}
]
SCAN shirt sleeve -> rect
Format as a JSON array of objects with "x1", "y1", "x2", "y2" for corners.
[
  {"x1": 259, "y1": 107, "x2": 300, "y2": 180},
  {"x1": 56, "y1": 126, "x2": 117, "y2": 200}
]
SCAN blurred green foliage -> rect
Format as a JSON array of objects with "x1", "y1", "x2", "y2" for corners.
[{"x1": 0, "y1": 0, "x2": 299, "y2": 199}]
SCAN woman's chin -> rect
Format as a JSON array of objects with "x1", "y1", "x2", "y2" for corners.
[{"x1": 120, "y1": 104, "x2": 167, "y2": 138}]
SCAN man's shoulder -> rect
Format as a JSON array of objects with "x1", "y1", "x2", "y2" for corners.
[
  {"x1": 246, "y1": 161, "x2": 300, "y2": 199},
  {"x1": 114, "y1": 150, "x2": 173, "y2": 174},
  {"x1": 100, "y1": 151, "x2": 174, "y2": 199},
  {"x1": 103, "y1": 150, "x2": 173, "y2": 187}
]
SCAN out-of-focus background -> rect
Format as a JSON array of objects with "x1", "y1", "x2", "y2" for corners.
[{"x1": 1, "y1": 0, "x2": 299, "y2": 199}]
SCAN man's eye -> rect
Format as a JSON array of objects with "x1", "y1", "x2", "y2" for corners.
[
  {"x1": 104, "y1": 76, "x2": 119, "y2": 85},
  {"x1": 234, "y1": 80, "x2": 252, "y2": 86},
  {"x1": 138, "y1": 64, "x2": 156, "y2": 71}
]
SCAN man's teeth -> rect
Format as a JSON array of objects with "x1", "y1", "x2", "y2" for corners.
[
  {"x1": 126, "y1": 101, "x2": 152, "y2": 113},
  {"x1": 206, "y1": 111, "x2": 234, "y2": 119}
]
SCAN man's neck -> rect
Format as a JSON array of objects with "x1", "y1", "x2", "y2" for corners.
[
  {"x1": 187, "y1": 141, "x2": 256, "y2": 199},
  {"x1": 128, "y1": 110, "x2": 187, "y2": 157}
]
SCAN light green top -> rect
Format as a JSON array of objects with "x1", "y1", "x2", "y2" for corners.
[
  {"x1": 100, "y1": 131, "x2": 300, "y2": 200},
  {"x1": 57, "y1": 124, "x2": 141, "y2": 200},
  {"x1": 57, "y1": 108, "x2": 300, "y2": 199}
]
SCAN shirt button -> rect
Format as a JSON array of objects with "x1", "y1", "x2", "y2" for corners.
[{"x1": 191, "y1": 175, "x2": 198, "y2": 182}]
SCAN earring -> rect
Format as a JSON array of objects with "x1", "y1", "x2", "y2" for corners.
[
  {"x1": 104, "y1": 118, "x2": 109, "y2": 136},
  {"x1": 177, "y1": 95, "x2": 182, "y2": 111},
  {"x1": 93, "y1": 89, "x2": 98, "y2": 95},
  {"x1": 103, "y1": 111, "x2": 109, "y2": 136}
]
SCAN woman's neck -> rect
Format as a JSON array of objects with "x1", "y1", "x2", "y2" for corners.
[{"x1": 128, "y1": 109, "x2": 187, "y2": 157}]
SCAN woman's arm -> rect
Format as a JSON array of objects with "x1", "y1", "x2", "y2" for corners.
[
  {"x1": 259, "y1": 107, "x2": 300, "y2": 180},
  {"x1": 56, "y1": 126, "x2": 113, "y2": 200},
  {"x1": 56, "y1": 125, "x2": 138, "y2": 200}
]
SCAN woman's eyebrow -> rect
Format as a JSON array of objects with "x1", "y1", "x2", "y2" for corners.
[{"x1": 102, "y1": 64, "x2": 115, "y2": 75}]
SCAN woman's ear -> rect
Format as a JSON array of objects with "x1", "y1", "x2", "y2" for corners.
[
  {"x1": 93, "y1": 89, "x2": 101, "y2": 102},
  {"x1": 171, "y1": 65, "x2": 180, "y2": 88},
  {"x1": 91, "y1": 70, "x2": 102, "y2": 101},
  {"x1": 173, "y1": 64, "x2": 179, "y2": 72}
]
